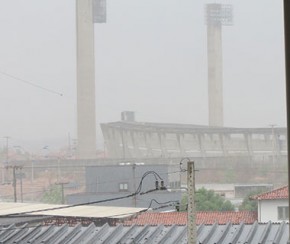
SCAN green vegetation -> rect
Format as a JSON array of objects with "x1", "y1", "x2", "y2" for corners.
[
  {"x1": 239, "y1": 191, "x2": 262, "y2": 211},
  {"x1": 180, "y1": 187, "x2": 235, "y2": 211},
  {"x1": 41, "y1": 185, "x2": 62, "y2": 204}
]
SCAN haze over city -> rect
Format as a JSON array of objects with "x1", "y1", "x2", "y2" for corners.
[
  {"x1": 0, "y1": 0, "x2": 285, "y2": 151},
  {"x1": 0, "y1": 1, "x2": 289, "y2": 241}
]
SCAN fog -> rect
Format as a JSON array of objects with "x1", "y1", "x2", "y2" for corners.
[{"x1": 0, "y1": 0, "x2": 285, "y2": 151}]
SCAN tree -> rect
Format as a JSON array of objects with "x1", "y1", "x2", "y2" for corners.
[
  {"x1": 180, "y1": 187, "x2": 235, "y2": 211},
  {"x1": 239, "y1": 190, "x2": 262, "y2": 211},
  {"x1": 41, "y1": 185, "x2": 62, "y2": 204}
]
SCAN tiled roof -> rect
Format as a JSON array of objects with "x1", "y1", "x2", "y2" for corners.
[
  {"x1": 0, "y1": 222, "x2": 288, "y2": 243},
  {"x1": 123, "y1": 211, "x2": 257, "y2": 226},
  {"x1": 251, "y1": 185, "x2": 288, "y2": 200}
]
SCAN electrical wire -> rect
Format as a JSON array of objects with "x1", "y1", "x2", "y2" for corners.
[
  {"x1": 9, "y1": 165, "x2": 284, "y2": 201},
  {"x1": 2, "y1": 171, "x2": 168, "y2": 217},
  {"x1": 0, "y1": 70, "x2": 63, "y2": 96},
  {"x1": 0, "y1": 169, "x2": 183, "y2": 200},
  {"x1": 147, "y1": 199, "x2": 179, "y2": 210},
  {"x1": 0, "y1": 199, "x2": 179, "y2": 231}
]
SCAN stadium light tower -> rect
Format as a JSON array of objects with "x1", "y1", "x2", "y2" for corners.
[
  {"x1": 205, "y1": 3, "x2": 233, "y2": 127},
  {"x1": 76, "y1": 0, "x2": 106, "y2": 159}
]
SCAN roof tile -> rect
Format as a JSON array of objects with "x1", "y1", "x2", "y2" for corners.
[
  {"x1": 252, "y1": 185, "x2": 288, "y2": 200},
  {"x1": 123, "y1": 211, "x2": 257, "y2": 226}
]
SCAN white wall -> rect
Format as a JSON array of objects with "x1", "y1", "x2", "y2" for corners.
[{"x1": 259, "y1": 199, "x2": 288, "y2": 222}]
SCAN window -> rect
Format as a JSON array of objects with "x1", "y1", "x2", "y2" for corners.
[
  {"x1": 119, "y1": 183, "x2": 128, "y2": 192},
  {"x1": 278, "y1": 206, "x2": 289, "y2": 220}
]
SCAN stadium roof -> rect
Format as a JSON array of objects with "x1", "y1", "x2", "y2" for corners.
[{"x1": 101, "y1": 121, "x2": 286, "y2": 134}]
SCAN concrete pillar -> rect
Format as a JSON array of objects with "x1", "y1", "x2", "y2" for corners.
[
  {"x1": 177, "y1": 134, "x2": 186, "y2": 156},
  {"x1": 245, "y1": 133, "x2": 253, "y2": 158},
  {"x1": 197, "y1": 134, "x2": 206, "y2": 158},
  {"x1": 219, "y1": 133, "x2": 228, "y2": 157},
  {"x1": 144, "y1": 132, "x2": 153, "y2": 157},
  {"x1": 130, "y1": 131, "x2": 141, "y2": 158},
  {"x1": 206, "y1": 4, "x2": 232, "y2": 127},
  {"x1": 158, "y1": 133, "x2": 168, "y2": 157},
  {"x1": 105, "y1": 128, "x2": 122, "y2": 158},
  {"x1": 207, "y1": 21, "x2": 223, "y2": 127},
  {"x1": 114, "y1": 129, "x2": 123, "y2": 158},
  {"x1": 101, "y1": 125, "x2": 117, "y2": 158},
  {"x1": 76, "y1": 0, "x2": 97, "y2": 159},
  {"x1": 120, "y1": 129, "x2": 129, "y2": 158}
]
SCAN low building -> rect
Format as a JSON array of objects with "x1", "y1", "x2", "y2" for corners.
[
  {"x1": 251, "y1": 185, "x2": 288, "y2": 222},
  {"x1": 0, "y1": 202, "x2": 146, "y2": 227},
  {"x1": 67, "y1": 164, "x2": 182, "y2": 211}
]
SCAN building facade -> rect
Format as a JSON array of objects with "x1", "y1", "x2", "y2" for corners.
[
  {"x1": 252, "y1": 186, "x2": 289, "y2": 222},
  {"x1": 101, "y1": 121, "x2": 287, "y2": 159},
  {"x1": 67, "y1": 164, "x2": 182, "y2": 210}
]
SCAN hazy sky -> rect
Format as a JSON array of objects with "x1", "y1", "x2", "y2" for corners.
[{"x1": 0, "y1": 0, "x2": 286, "y2": 151}]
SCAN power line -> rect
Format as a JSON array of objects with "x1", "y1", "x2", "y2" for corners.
[
  {"x1": 3, "y1": 171, "x2": 168, "y2": 217},
  {"x1": 0, "y1": 169, "x2": 183, "y2": 200},
  {"x1": 0, "y1": 70, "x2": 63, "y2": 96},
  {"x1": 0, "y1": 200, "x2": 179, "y2": 232}
]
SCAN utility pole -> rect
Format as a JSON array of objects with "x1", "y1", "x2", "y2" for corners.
[
  {"x1": 3, "y1": 136, "x2": 10, "y2": 184},
  {"x1": 19, "y1": 167, "x2": 23, "y2": 203},
  {"x1": 132, "y1": 163, "x2": 137, "y2": 207},
  {"x1": 56, "y1": 181, "x2": 69, "y2": 204},
  {"x1": 187, "y1": 161, "x2": 196, "y2": 244},
  {"x1": 7, "y1": 165, "x2": 23, "y2": 203},
  {"x1": 57, "y1": 158, "x2": 61, "y2": 182},
  {"x1": 12, "y1": 166, "x2": 16, "y2": 202}
]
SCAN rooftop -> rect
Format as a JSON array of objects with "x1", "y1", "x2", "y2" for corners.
[
  {"x1": 251, "y1": 185, "x2": 288, "y2": 200},
  {"x1": 123, "y1": 211, "x2": 257, "y2": 226},
  {"x1": 0, "y1": 202, "x2": 145, "y2": 219},
  {"x1": 102, "y1": 121, "x2": 286, "y2": 134},
  {"x1": 0, "y1": 222, "x2": 288, "y2": 243}
]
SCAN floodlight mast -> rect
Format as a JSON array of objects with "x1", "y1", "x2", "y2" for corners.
[
  {"x1": 205, "y1": 4, "x2": 233, "y2": 127},
  {"x1": 76, "y1": 0, "x2": 106, "y2": 159}
]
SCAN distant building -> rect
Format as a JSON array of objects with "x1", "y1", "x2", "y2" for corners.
[
  {"x1": 251, "y1": 185, "x2": 288, "y2": 222},
  {"x1": 101, "y1": 120, "x2": 287, "y2": 159},
  {"x1": 234, "y1": 184, "x2": 273, "y2": 199},
  {"x1": 67, "y1": 164, "x2": 182, "y2": 211}
]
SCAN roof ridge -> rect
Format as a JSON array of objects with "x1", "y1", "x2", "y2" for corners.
[{"x1": 251, "y1": 185, "x2": 288, "y2": 200}]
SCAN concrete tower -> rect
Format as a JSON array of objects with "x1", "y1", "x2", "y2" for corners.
[
  {"x1": 205, "y1": 4, "x2": 233, "y2": 127},
  {"x1": 76, "y1": 0, "x2": 106, "y2": 159},
  {"x1": 76, "y1": 0, "x2": 96, "y2": 159}
]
